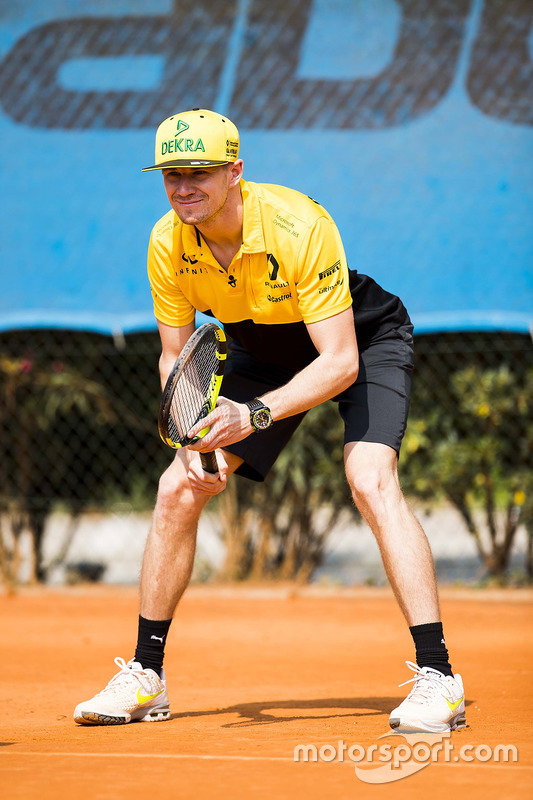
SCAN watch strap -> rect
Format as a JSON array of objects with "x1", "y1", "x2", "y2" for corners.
[
  {"x1": 245, "y1": 398, "x2": 273, "y2": 431},
  {"x1": 245, "y1": 398, "x2": 268, "y2": 414}
]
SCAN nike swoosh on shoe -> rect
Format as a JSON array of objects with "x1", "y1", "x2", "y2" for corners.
[
  {"x1": 446, "y1": 696, "x2": 464, "y2": 712},
  {"x1": 136, "y1": 687, "x2": 165, "y2": 705}
]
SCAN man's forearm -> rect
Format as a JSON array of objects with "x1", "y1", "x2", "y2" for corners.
[{"x1": 260, "y1": 349, "x2": 358, "y2": 421}]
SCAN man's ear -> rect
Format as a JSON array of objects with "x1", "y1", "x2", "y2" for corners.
[{"x1": 228, "y1": 159, "x2": 244, "y2": 188}]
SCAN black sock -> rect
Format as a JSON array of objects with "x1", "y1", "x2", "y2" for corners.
[
  {"x1": 134, "y1": 616, "x2": 172, "y2": 677},
  {"x1": 410, "y1": 622, "x2": 453, "y2": 677}
]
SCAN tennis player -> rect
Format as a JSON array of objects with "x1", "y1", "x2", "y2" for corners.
[{"x1": 74, "y1": 109, "x2": 465, "y2": 733}]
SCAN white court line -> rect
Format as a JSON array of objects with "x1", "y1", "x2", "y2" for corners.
[
  {"x1": 1, "y1": 752, "x2": 286, "y2": 763},
  {"x1": 0, "y1": 752, "x2": 531, "y2": 769}
]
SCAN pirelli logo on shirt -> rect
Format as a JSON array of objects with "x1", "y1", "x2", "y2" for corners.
[{"x1": 318, "y1": 260, "x2": 341, "y2": 281}]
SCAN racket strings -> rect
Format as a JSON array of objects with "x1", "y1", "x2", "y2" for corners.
[{"x1": 168, "y1": 336, "x2": 217, "y2": 442}]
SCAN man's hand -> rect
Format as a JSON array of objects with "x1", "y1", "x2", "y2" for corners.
[
  {"x1": 186, "y1": 449, "x2": 229, "y2": 496},
  {"x1": 186, "y1": 397, "x2": 254, "y2": 452}
]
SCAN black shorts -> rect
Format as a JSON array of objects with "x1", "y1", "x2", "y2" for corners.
[{"x1": 222, "y1": 324, "x2": 414, "y2": 482}]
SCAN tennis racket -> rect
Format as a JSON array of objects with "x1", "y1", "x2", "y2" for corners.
[{"x1": 158, "y1": 322, "x2": 227, "y2": 473}]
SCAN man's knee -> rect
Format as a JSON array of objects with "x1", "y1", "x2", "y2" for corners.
[
  {"x1": 156, "y1": 458, "x2": 201, "y2": 518},
  {"x1": 157, "y1": 466, "x2": 185, "y2": 505},
  {"x1": 345, "y1": 444, "x2": 402, "y2": 518},
  {"x1": 349, "y1": 469, "x2": 392, "y2": 516}
]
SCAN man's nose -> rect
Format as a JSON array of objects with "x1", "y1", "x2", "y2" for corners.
[{"x1": 173, "y1": 177, "x2": 195, "y2": 196}]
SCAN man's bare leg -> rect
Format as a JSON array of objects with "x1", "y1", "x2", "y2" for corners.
[
  {"x1": 344, "y1": 441, "x2": 440, "y2": 626},
  {"x1": 140, "y1": 448, "x2": 244, "y2": 620},
  {"x1": 73, "y1": 448, "x2": 244, "y2": 725},
  {"x1": 343, "y1": 441, "x2": 465, "y2": 733}
]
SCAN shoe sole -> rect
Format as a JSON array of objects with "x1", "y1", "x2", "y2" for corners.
[
  {"x1": 74, "y1": 707, "x2": 171, "y2": 726},
  {"x1": 389, "y1": 713, "x2": 467, "y2": 734}
]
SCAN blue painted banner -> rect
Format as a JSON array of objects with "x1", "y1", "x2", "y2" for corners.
[{"x1": 0, "y1": 0, "x2": 532, "y2": 335}]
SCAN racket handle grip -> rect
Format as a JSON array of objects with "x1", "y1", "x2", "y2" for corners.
[{"x1": 200, "y1": 451, "x2": 218, "y2": 474}]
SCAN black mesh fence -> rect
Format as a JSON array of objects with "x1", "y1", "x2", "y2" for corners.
[
  {"x1": 0, "y1": 327, "x2": 531, "y2": 585},
  {"x1": 2, "y1": 0, "x2": 532, "y2": 129},
  {"x1": 1, "y1": 2, "x2": 531, "y2": 585}
]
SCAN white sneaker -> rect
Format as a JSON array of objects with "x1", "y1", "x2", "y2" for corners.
[
  {"x1": 74, "y1": 657, "x2": 171, "y2": 726},
  {"x1": 389, "y1": 660, "x2": 466, "y2": 733}
]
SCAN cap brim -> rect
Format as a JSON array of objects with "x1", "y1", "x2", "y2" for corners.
[{"x1": 141, "y1": 158, "x2": 229, "y2": 172}]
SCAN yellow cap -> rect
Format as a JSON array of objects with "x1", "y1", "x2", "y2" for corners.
[{"x1": 142, "y1": 108, "x2": 239, "y2": 171}]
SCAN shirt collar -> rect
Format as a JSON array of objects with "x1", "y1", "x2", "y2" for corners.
[
  {"x1": 179, "y1": 179, "x2": 266, "y2": 259},
  {"x1": 181, "y1": 220, "x2": 203, "y2": 258},
  {"x1": 240, "y1": 180, "x2": 266, "y2": 253}
]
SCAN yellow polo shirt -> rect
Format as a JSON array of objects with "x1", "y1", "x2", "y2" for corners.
[{"x1": 147, "y1": 180, "x2": 352, "y2": 327}]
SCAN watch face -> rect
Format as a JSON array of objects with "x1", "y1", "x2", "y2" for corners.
[{"x1": 253, "y1": 409, "x2": 272, "y2": 430}]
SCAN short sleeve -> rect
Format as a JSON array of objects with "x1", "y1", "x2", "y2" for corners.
[
  {"x1": 295, "y1": 216, "x2": 353, "y2": 324},
  {"x1": 147, "y1": 228, "x2": 196, "y2": 327}
]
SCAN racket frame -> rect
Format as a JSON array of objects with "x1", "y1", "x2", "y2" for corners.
[{"x1": 158, "y1": 322, "x2": 227, "y2": 472}]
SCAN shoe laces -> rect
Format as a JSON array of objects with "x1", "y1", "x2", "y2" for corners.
[
  {"x1": 398, "y1": 660, "x2": 451, "y2": 704},
  {"x1": 99, "y1": 657, "x2": 154, "y2": 696}
]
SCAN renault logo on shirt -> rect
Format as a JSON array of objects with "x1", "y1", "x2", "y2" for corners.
[
  {"x1": 267, "y1": 253, "x2": 280, "y2": 281},
  {"x1": 265, "y1": 253, "x2": 289, "y2": 289}
]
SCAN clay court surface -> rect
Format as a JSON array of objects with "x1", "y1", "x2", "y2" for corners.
[{"x1": 1, "y1": 585, "x2": 531, "y2": 799}]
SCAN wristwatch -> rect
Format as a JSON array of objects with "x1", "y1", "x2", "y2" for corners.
[{"x1": 245, "y1": 398, "x2": 273, "y2": 432}]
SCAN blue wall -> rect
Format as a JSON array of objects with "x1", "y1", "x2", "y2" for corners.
[{"x1": 1, "y1": 0, "x2": 532, "y2": 335}]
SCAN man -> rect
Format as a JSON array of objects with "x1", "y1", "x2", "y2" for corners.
[{"x1": 74, "y1": 108, "x2": 465, "y2": 733}]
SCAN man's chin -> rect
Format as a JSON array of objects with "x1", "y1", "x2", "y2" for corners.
[{"x1": 175, "y1": 209, "x2": 205, "y2": 225}]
